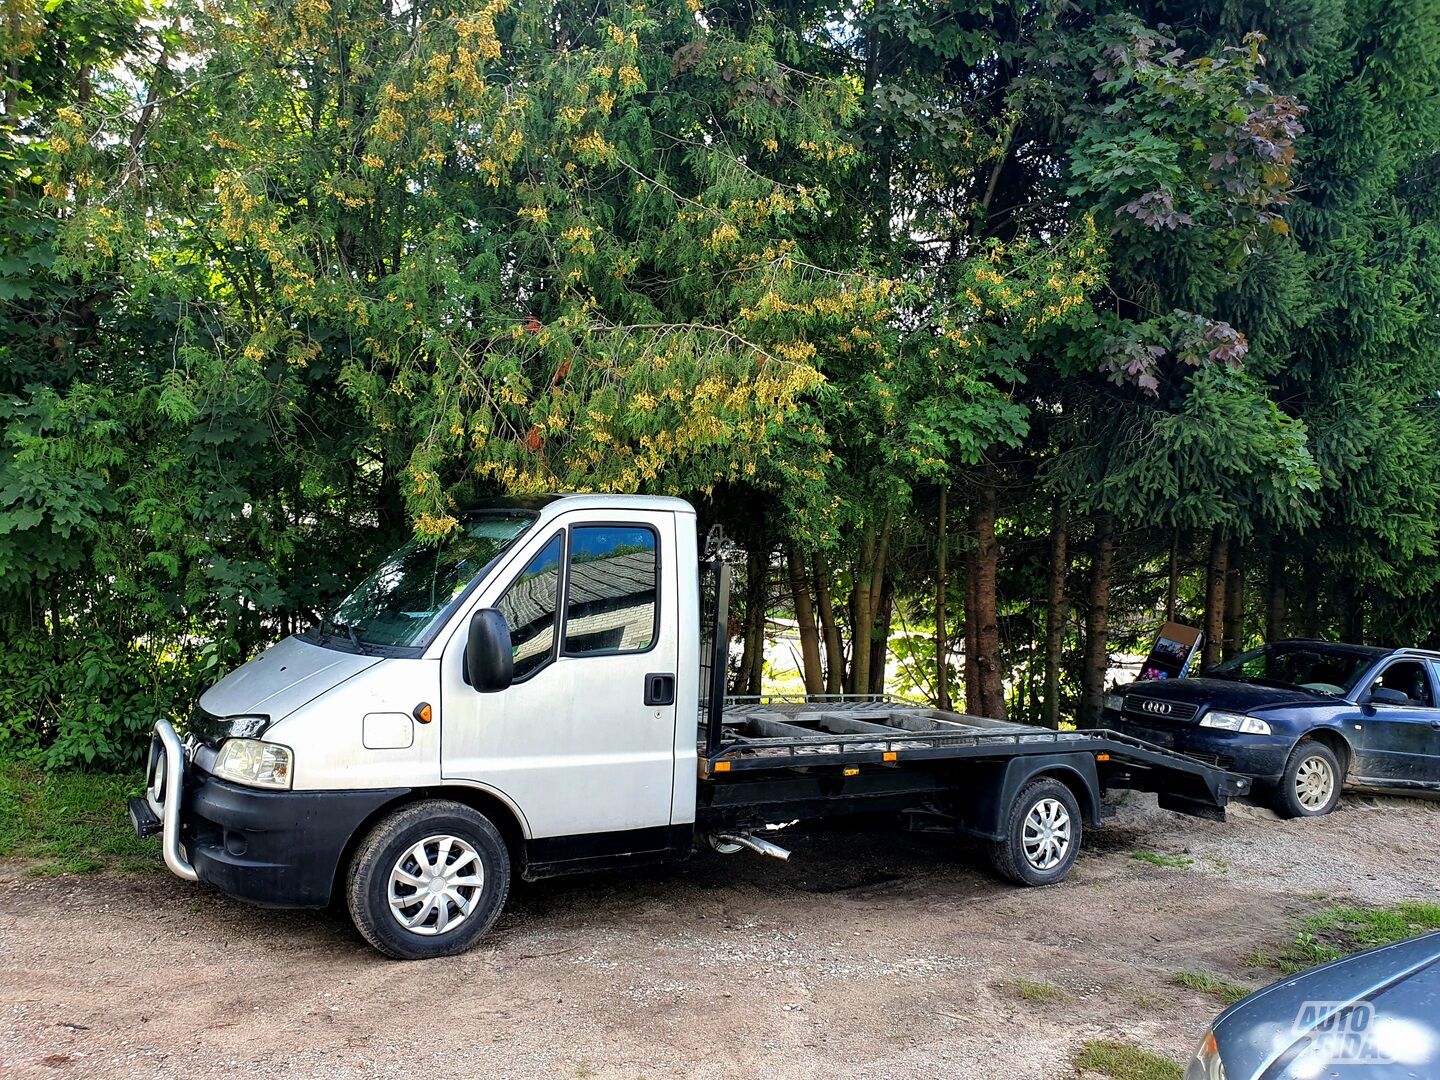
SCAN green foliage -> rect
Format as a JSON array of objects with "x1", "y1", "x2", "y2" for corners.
[
  {"x1": 1, "y1": 0, "x2": 1438, "y2": 763},
  {"x1": 1273, "y1": 902, "x2": 1440, "y2": 973},
  {"x1": 1128, "y1": 851, "x2": 1194, "y2": 869},
  {"x1": 0, "y1": 759, "x2": 158, "y2": 875},
  {"x1": 1004, "y1": 977, "x2": 1066, "y2": 1003},
  {"x1": 1073, "y1": 1040, "x2": 1182, "y2": 1080},
  {"x1": 1170, "y1": 970, "x2": 1250, "y2": 1005}
]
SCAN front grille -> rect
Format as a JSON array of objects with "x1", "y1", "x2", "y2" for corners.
[
  {"x1": 1182, "y1": 751, "x2": 1234, "y2": 770},
  {"x1": 1122, "y1": 696, "x2": 1199, "y2": 722},
  {"x1": 1116, "y1": 721, "x2": 1175, "y2": 750}
]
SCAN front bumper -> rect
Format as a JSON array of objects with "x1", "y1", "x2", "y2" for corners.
[
  {"x1": 1107, "y1": 712, "x2": 1289, "y2": 782},
  {"x1": 137, "y1": 720, "x2": 407, "y2": 908}
]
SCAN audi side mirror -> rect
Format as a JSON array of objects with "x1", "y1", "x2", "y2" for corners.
[
  {"x1": 465, "y1": 608, "x2": 513, "y2": 693},
  {"x1": 1368, "y1": 687, "x2": 1410, "y2": 707}
]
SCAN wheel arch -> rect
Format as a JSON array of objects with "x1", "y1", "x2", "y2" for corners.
[
  {"x1": 1299, "y1": 727, "x2": 1352, "y2": 777},
  {"x1": 1025, "y1": 763, "x2": 1101, "y2": 826},
  {"x1": 328, "y1": 784, "x2": 530, "y2": 905},
  {"x1": 950, "y1": 754, "x2": 1102, "y2": 842}
]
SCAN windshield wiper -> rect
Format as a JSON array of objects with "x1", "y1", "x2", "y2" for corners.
[{"x1": 321, "y1": 614, "x2": 369, "y2": 654}]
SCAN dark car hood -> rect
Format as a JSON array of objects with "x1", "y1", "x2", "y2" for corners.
[
  {"x1": 1214, "y1": 932, "x2": 1440, "y2": 1079},
  {"x1": 1121, "y1": 677, "x2": 1330, "y2": 715}
]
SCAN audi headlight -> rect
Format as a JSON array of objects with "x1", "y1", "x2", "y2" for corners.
[
  {"x1": 213, "y1": 738, "x2": 293, "y2": 789},
  {"x1": 1199, "y1": 711, "x2": 1271, "y2": 735},
  {"x1": 1104, "y1": 692, "x2": 1125, "y2": 712},
  {"x1": 1183, "y1": 1029, "x2": 1226, "y2": 1080}
]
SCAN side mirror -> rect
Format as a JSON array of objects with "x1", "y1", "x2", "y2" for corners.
[
  {"x1": 465, "y1": 608, "x2": 513, "y2": 693},
  {"x1": 1369, "y1": 686, "x2": 1410, "y2": 707}
]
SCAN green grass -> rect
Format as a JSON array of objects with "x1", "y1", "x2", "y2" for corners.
[
  {"x1": 1128, "y1": 850, "x2": 1194, "y2": 869},
  {"x1": 1004, "y1": 976, "x2": 1066, "y2": 1003},
  {"x1": 1170, "y1": 970, "x2": 1250, "y2": 1005},
  {"x1": 1074, "y1": 1040, "x2": 1182, "y2": 1080},
  {"x1": 0, "y1": 759, "x2": 159, "y2": 876},
  {"x1": 1268, "y1": 902, "x2": 1440, "y2": 974}
]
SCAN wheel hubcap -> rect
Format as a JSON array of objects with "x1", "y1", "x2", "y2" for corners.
[
  {"x1": 1023, "y1": 798, "x2": 1072, "y2": 871},
  {"x1": 1295, "y1": 755, "x2": 1335, "y2": 811},
  {"x1": 387, "y1": 834, "x2": 484, "y2": 936}
]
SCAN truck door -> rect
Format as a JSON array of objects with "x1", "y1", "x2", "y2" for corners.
[
  {"x1": 1353, "y1": 659, "x2": 1440, "y2": 786},
  {"x1": 439, "y1": 510, "x2": 679, "y2": 843}
]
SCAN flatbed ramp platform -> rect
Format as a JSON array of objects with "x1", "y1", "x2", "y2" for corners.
[
  {"x1": 690, "y1": 555, "x2": 1251, "y2": 885},
  {"x1": 695, "y1": 697, "x2": 1251, "y2": 847}
]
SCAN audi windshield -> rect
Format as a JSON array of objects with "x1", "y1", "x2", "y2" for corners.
[{"x1": 1205, "y1": 643, "x2": 1375, "y2": 696}]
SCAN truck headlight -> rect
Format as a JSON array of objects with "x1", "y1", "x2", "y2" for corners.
[
  {"x1": 1184, "y1": 1029, "x2": 1226, "y2": 1080},
  {"x1": 214, "y1": 738, "x2": 293, "y2": 789},
  {"x1": 1104, "y1": 692, "x2": 1125, "y2": 712},
  {"x1": 1199, "y1": 711, "x2": 1271, "y2": 735}
]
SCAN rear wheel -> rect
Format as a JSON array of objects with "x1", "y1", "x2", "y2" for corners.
[
  {"x1": 346, "y1": 800, "x2": 511, "y2": 959},
  {"x1": 989, "y1": 777, "x2": 1083, "y2": 886},
  {"x1": 1273, "y1": 740, "x2": 1343, "y2": 819}
]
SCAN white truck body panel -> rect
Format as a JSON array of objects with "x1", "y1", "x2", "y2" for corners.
[{"x1": 438, "y1": 503, "x2": 686, "y2": 838}]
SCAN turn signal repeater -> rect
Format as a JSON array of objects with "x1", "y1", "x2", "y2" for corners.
[{"x1": 413, "y1": 702, "x2": 433, "y2": 725}]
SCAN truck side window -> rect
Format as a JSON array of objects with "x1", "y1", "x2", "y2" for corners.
[
  {"x1": 496, "y1": 533, "x2": 564, "y2": 681},
  {"x1": 563, "y1": 525, "x2": 658, "y2": 656}
]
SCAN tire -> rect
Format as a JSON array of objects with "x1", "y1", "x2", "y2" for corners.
[
  {"x1": 346, "y1": 799, "x2": 511, "y2": 960},
  {"x1": 1272, "y1": 740, "x2": 1343, "y2": 819},
  {"x1": 988, "y1": 777, "x2": 1084, "y2": 887}
]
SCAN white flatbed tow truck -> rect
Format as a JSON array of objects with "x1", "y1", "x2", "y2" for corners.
[{"x1": 131, "y1": 494, "x2": 1249, "y2": 958}]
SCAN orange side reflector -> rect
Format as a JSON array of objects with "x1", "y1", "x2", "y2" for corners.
[
  {"x1": 883, "y1": 751, "x2": 898, "y2": 762},
  {"x1": 414, "y1": 702, "x2": 433, "y2": 724},
  {"x1": 1095, "y1": 753, "x2": 1110, "y2": 762},
  {"x1": 843, "y1": 766, "x2": 860, "y2": 777},
  {"x1": 714, "y1": 761, "x2": 731, "y2": 772}
]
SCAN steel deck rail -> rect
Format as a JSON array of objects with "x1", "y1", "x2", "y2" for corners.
[{"x1": 699, "y1": 698, "x2": 1251, "y2": 802}]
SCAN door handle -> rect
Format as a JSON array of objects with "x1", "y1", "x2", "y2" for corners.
[{"x1": 645, "y1": 672, "x2": 676, "y2": 707}]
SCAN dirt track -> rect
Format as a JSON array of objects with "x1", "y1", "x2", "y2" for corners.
[{"x1": 3, "y1": 792, "x2": 1439, "y2": 1080}]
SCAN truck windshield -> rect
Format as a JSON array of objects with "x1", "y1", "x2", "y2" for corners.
[
  {"x1": 1206, "y1": 643, "x2": 1372, "y2": 696},
  {"x1": 323, "y1": 511, "x2": 535, "y2": 649}
]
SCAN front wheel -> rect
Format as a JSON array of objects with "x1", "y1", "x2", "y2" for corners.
[
  {"x1": 1272, "y1": 740, "x2": 1343, "y2": 819},
  {"x1": 346, "y1": 800, "x2": 511, "y2": 959},
  {"x1": 988, "y1": 777, "x2": 1083, "y2": 886}
]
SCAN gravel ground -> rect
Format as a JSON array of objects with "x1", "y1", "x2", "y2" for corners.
[{"x1": 3, "y1": 791, "x2": 1439, "y2": 1080}]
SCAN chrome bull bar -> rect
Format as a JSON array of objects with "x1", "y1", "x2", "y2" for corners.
[{"x1": 145, "y1": 719, "x2": 198, "y2": 882}]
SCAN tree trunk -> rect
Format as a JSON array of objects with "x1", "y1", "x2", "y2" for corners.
[
  {"x1": 935, "y1": 486, "x2": 951, "y2": 710},
  {"x1": 1165, "y1": 530, "x2": 1180, "y2": 623},
  {"x1": 1266, "y1": 544, "x2": 1286, "y2": 643},
  {"x1": 787, "y1": 544, "x2": 823, "y2": 695},
  {"x1": 1041, "y1": 503, "x2": 1069, "y2": 730},
  {"x1": 869, "y1": 574, "x2": 894, "y2": 697},
  {"x1": 972, "y1": 484, "x2": 1006, "y2": 720},
  {"x1": 849, "y1": 512, "x2": 893, "y2": 699},
  {"x1": 1298, "y1": 566, "x2": 1321, "y2": 639},
  {"x1": 734, "y1": 547, "x2": 766, "y2": 694},
  {"x1": 849, "y1": 526, "x2": 875, "y2": 696},
  {"x1": 1342, "y1": 577, "x2": 1365, "y2": 644},
  {"x1": 1203, "y1": 530, "x2": 1228, "y2": 669},
  {"x1": 1223, "y1": 539, "x2": 1244, "y2": 660},
  {"x1": 964, "y1": 538, "x2": 981, "y2": 715},
  {"x1": 813, "y1": 556, "x2": 844, "y2": 694},
  {"x1": 1079, "y1": 515, "x2": 1114, "y2": 723}
]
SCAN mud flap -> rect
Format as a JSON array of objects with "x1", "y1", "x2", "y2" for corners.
[{"x1": 1158, "y1": 791, "x2": 1227, "y2": 821}]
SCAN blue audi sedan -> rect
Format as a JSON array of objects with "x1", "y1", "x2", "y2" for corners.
[
  {"x1": 1105, "y1": 640, "x2": 1440, "y2": 817},
  {"x1": 1186, "y1": 932, "x2": 1440, "y2": 1079}
]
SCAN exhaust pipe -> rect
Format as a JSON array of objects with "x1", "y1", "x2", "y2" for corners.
[{"x1": 710, "y1": 832, "x2": 791, "y2": 862}]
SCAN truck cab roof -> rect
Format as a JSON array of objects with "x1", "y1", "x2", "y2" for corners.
[{"x1": 461, "y1": 494, "x2": 695, "y2": 517}]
